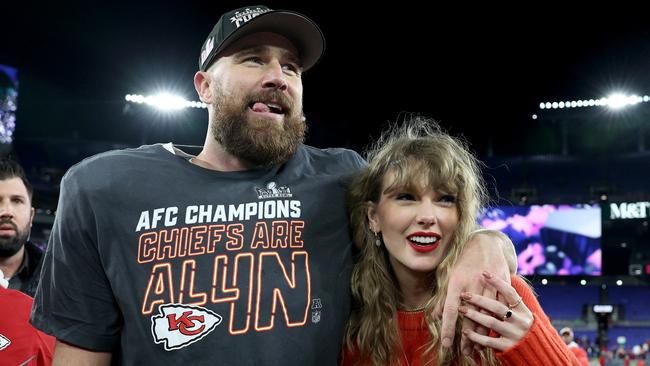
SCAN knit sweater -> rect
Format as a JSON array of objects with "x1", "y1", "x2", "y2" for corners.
[{"x1": 342, "y1": 277, "x2": 581, "y2": 366}]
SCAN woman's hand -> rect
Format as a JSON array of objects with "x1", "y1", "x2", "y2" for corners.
[
  {"x1": 437, "y1": 231, "x2": 513, "y2": 354},
  {"x1": 458, "y1": 271, "x2": 534, "y2": 352}
]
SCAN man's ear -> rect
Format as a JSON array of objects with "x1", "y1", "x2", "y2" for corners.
[
  {"x1": 367, "y1": 201, "x2": 380, "y2": 233},
  {"x1": 194, "y1": 71, "x2": 213, "y2": 103}
]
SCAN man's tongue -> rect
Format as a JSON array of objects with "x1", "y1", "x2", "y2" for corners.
[{"x1": 251, "y1": 102, "x2": 270, "y2": 113}]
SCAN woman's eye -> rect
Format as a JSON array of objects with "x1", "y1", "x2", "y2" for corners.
[
  {"x1": 439, "y1": 195, "x2": 457, "y2": 204},
  {"x1": 395, "y1": 193, "x2": 415, "y2": 201}
]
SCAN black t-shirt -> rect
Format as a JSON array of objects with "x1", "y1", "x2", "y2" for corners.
[{"x1": 31, "y1": 143, "x2": 365, "y2": 365}]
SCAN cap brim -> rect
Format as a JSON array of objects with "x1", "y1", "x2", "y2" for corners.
[
  {"x1": 214, "y1": 10, "x2": 325, "y2": 72},
  {"x1": 559, "y1": 327, "x2": 573, "y2": 336}
]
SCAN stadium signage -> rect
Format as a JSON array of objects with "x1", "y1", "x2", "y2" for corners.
[
  {"x1": 593, "y1": 304, "x2": 614, "y2": 314},
  {"x1": 609, "y1": 201, "x2": 650, "y2": 220}
]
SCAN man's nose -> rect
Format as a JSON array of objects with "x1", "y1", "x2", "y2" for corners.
[
  {"x1": 261, "y1": 60, "x2": 288, "y2": 91},
  {"x1": 0, "y1": 204, "x2": 14, "y2": 219}
]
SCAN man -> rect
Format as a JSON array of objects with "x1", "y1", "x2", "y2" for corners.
[
  {"x1": 561, "y1": 326, "x2": 590, "y2": 366},
  {"x1": 0, "y1": 157, "x2": 42, "y2": 297},
  {"x1": 31, "y1": 5, "x2": 510, "y2": 364},
  {"x1": 0, "y1": 158, "x2": 54, "y2": 365},
  {"x1": 0, "y1": 282, "x2": 55, "y2": 365}
]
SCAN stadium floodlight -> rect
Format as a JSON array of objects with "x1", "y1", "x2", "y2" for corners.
[
  {"x1": 125, "y1": 93, "x2": 208, "y2": 111},
  {"x1": 538, "y1": 92, "x2": 650, "y2": 111},
  {"x1": 607, "y1": 93, "x2": 627, "y2": 109}
]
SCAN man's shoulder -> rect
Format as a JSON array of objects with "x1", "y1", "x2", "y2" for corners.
[
  {"x1": 59, "y1": 144, "x2": 175, "y2": 194},
  {"x1": 300, "y1": 144, "x2": 361, "y2": 158},
  {"x1": 0, "y1": 286, "x2": 33, "y2": 309},
  {"x1": 297, "y1": 145, "x2": 366, "y2": 170},
  {"x1": 65, "y1": 144, "x2": 168, "y2": 178},
  {"x1": 74, "y1": 144, "x2": 165, "y2": 168}
]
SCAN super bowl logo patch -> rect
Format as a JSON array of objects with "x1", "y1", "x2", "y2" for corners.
[
  {"x1": 151, "y1": 304, "x2": 222, "y2": 351},
  {"x1": 255, "y1": 181, "x2": 293, "y2": 199},
  {"x1": 0, "y1": 333, "x2": 10, "y2": 350}
]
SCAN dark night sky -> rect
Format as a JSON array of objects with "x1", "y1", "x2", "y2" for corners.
[{"x1": 4, "y1": 1, "x2": 650, "y2": 158}]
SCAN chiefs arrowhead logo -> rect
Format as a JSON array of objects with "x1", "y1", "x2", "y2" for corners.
[
  {"x1": 0, "y1": 333, "x2": 10, "y2": 350},
  {"x1": 151, "y1": 304, "x2": 222, "y2": 351}
]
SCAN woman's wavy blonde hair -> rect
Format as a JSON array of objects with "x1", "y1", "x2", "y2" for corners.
[{"x1": 344, "y1": 116, "x2": 498, "y2": 366}]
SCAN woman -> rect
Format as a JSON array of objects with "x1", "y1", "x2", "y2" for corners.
[{"x1": 342, "y1": 117, "x2": 581, "y2": 366}]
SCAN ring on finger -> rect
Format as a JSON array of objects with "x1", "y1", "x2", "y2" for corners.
[
  {"x1": 508, "y1": 297, "x2": 523, "y2": 309},
  {"x1": 502, "y1": 310, "x2": 513, "y2": 321}
]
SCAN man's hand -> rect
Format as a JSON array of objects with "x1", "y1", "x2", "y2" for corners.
[{"x1": 435, "y1": 230, "x2": 515, "y2": 354}]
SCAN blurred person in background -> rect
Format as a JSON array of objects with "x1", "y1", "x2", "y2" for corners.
[
  {"x1": 560, "y1": 327, "x2": 589, "y2": 366},
  {"x1": 0, "y1": 269, "x2": 54, "y2": 365},
  {"x1": 0, "y1": 157, "x2": 42, "y2": 297}
]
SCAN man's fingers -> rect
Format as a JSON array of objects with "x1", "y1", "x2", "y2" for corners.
[
  {"x1": 440, "y1": 290, "x2": 461, "y2": 348},
  {"x1": 474, "y1": 285, "x2": 497, "y2": 338},
  {"x1": 460, "y1": 316, "x2": 477, "y2": 355},
  {"x1": 481, "y1": 271, "x2": 519, "y2": 305},
  {"x1": 459, "y1": 279, "x2": 487, "y2": 354}
]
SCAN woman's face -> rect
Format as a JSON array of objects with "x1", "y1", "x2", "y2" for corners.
[{"x1": 368, "y1": 171, "x2": 459, "y2": 279}]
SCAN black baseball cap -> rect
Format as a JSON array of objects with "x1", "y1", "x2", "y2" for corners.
[{"x1": 198, "y1": 5, "x2": 325, "y2": 72}]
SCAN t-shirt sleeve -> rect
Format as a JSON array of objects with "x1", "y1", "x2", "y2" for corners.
[
  {"x1": 334, "y1": 148, "x2": 367, "y2": 188},
  {"x1": 347, "y1": 149, "x2": 367, "y2": 170},
  {"x1": 495, "y1": 276, "x2": 584, "y2": 366},
  {"x1": 30, "y1": 166, "x2": 122, "y2": 352}
]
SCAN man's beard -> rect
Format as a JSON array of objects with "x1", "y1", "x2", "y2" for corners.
[
  {"x1": 0, "y1": 219, "x2": 30, "y2": 258},
  {"x1": 209, "y1": 85, "x2": 306, "y2": 167}
]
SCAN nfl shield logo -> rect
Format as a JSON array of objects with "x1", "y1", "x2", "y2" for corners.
[{"x1": 311, "y1": 310, "x2": 321, "y2": 323}]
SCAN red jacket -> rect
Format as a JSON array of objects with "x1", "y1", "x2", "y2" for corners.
[
  {"x1": 0, "y1": 286, "x2": 55, "y2": 366},
  {"x1": 342, "y1": 276, "x2": 583, "y2": 365}
]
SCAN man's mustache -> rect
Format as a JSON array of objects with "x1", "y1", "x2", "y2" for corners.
[{"x1": 0, "y1": 219, "x2": 17, "y2": 231}]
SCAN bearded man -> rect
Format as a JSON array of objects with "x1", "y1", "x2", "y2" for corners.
[
  {"x1": 31, "y1": 6, "x2": 365, "y2": 365},
  {"x1": 0, "y1": 157, "x2": 40, "y2": 297}
]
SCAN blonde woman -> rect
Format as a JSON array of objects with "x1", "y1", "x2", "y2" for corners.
[{"x1": 342, "y1": 117, "x2": 581, "y2": 366}]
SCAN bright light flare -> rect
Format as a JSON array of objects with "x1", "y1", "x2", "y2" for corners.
[
  {"x1": 606, "y1": 93, "x2": 628, "y2": 109},
  {"x1": 538, "y1": 92, "x2": 649, "y2": 111},
  {"x1": 125, "y1": 93, "x2": 207, "y2": 111}
]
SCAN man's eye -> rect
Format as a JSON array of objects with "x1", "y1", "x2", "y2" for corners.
[
  {"x1": 282, "y1": 63, "x2": 300, "y2": 75},
  {"x1": 244, "y1": 57, "x2": 263, "y2": 64}
]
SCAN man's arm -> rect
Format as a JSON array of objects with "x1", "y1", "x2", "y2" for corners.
[
  {"x1": 473, "y1": 229, "x2": 517, "y2": 275},
  {"x1": 437, "y1": 230, "x2": 515, "y2": 353},
  {"x1": 31, "y1": 168, "x2": 122, "y2": 360},
  {"x1": 53, "y1": 341, "x2": 111, "y2": 366}
]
